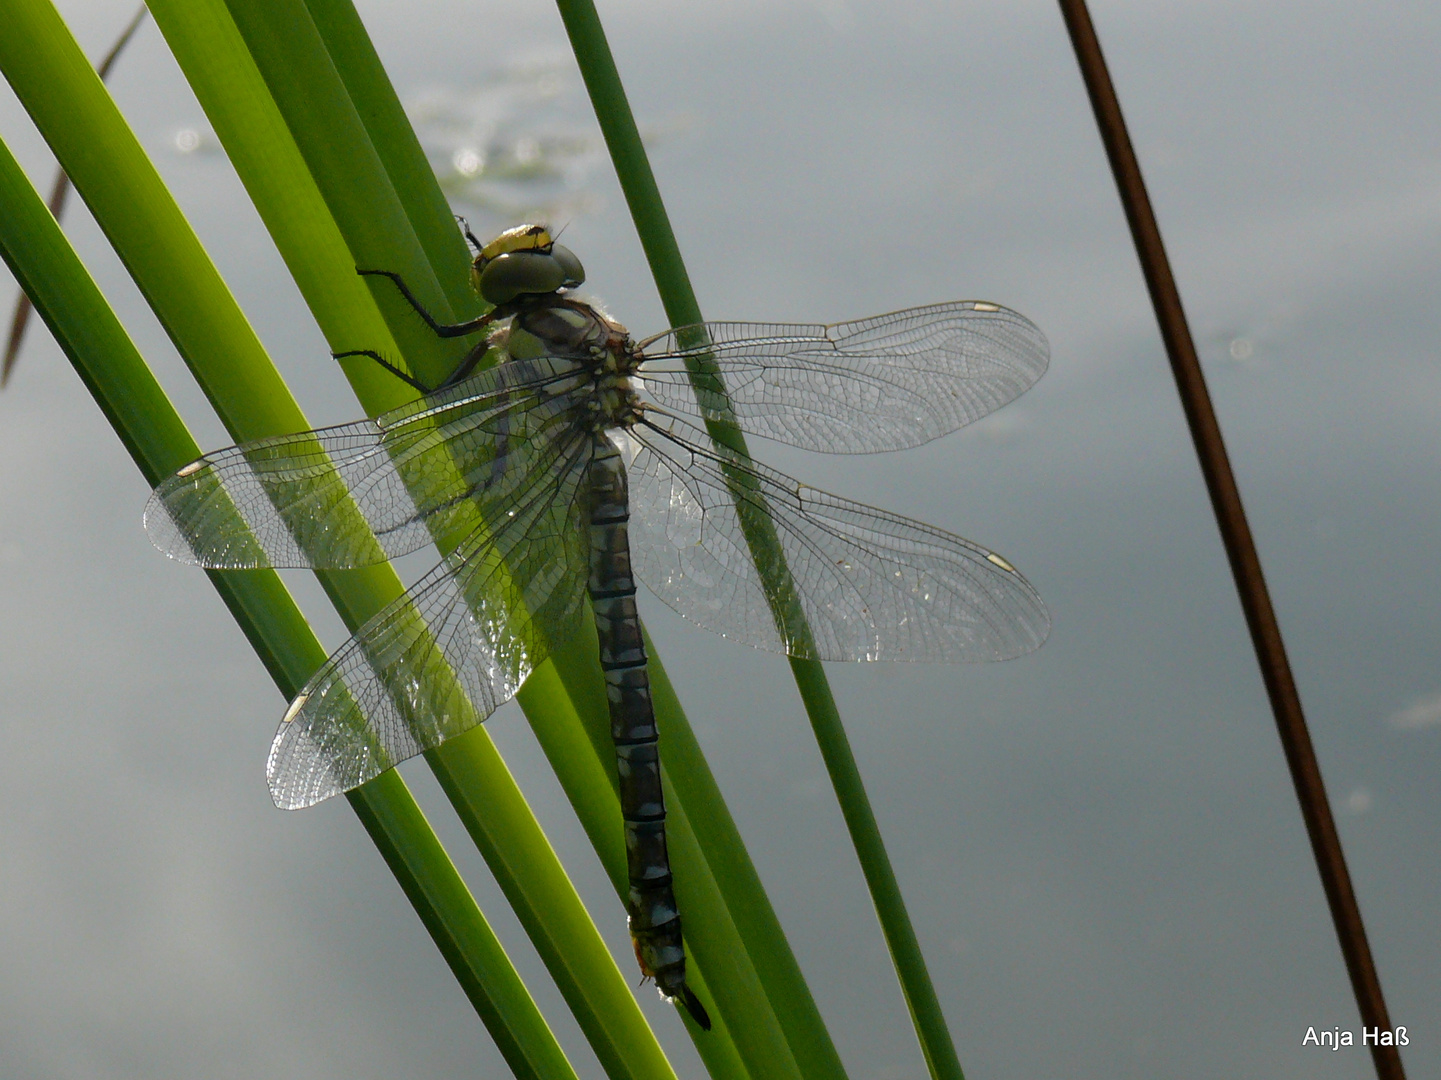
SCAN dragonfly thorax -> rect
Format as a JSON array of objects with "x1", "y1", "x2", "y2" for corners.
[{"x1": 500, "y1": 297, "x2": 644, "y2": 432}]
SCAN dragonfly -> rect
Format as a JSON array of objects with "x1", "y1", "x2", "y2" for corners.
[{"x1": 145, "y1": 223, "x2": 1051, "y2": 1030}]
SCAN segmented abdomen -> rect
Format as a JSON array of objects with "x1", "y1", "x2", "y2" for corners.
[{"x1": 586, "y1": 432, "x2": 708, "y2": 1026}]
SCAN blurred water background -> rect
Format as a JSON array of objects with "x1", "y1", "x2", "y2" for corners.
[{"x1": 0, "y1": 1, "x2": 1437, "y2": 1077}]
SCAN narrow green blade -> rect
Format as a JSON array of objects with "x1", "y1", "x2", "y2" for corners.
[
  {"x1": 555, "y1": 2, "x2": 967, "y2": 1078},
  {"x1": 0, "y1": 118, "x2": 572, "y2": 1080},
  {"x1": 0, "y1": 4, "x2": 579, "y2": 1077}
]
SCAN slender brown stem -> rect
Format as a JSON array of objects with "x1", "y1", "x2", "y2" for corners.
[
  {"x1": 2, "y1": 3, "x2": 145, "y2": 387},
  {"x1": 1054, "y1": 3, "x2": 1404, "y2": 1077}
]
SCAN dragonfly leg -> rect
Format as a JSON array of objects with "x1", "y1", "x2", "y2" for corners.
[
  {"x1": 332, "y1": 348, "x2": 435, "y2": 394},
  {"x1": 336, "y1": 333, "x2": 498, "y2": 394},
  {"x1": 356, "y1": 268, "x2": 497, "y2": 339},
  {"x1": 436, "y1": 339, "x2": 500, "y2": 389}
]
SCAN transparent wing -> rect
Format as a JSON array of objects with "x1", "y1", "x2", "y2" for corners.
[
  {"x1": 634, "y1": 302, "x2": 1048, "y2": 454},
  {"x1": 144, "y1": 356, "x2": 588, "y2": 569},
  {"x1": 267, "y1": 428, "x2": 594, "y2": 809},
  {"x1": 625, "y1": 416, "x2": 1048, "y2": 662}
]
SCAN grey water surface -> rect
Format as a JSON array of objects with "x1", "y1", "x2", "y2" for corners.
[{"x1": 0, "y1": 1, "x2": 1437, "y2": 1078}]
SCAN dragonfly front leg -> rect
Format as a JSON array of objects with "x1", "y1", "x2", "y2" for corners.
[{"x1": 356, "y1": 267, "x2": 499, "y2": 339}]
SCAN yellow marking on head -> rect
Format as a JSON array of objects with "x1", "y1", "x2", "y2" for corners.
[
  {"x1": 985, "y1": 552, "x2": 1016, "y2": 572},
  {"x1": 177, "y1": 460, "x2": 204, "y2": 477},
  {"x1": 478, "y1": 223, "x2": 553, "y2": 263},
  {"x1": 282, "y1": 693, "x2": 310, "y2": 724},
  {"x1": 973, "y1": 302, "x2": 1000, "y2": 312}
]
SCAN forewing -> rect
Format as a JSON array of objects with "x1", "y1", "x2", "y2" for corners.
[
  {"x1": 635, "y1": 302, "x2": 1047, "y2": 454},
  {"x1": 625, "y1": 417, "x2": 1049, "y2": 662},
  {"x1": 267, "y1": 428, "x2": 593, "y2": 809},
  {"x1": 144, "y1": 356, "x2": 587, "y2": 569}
]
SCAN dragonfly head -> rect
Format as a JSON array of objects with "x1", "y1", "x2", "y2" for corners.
[{"x1": 470, "y1": 223, "x2": 585, "y2": 306}]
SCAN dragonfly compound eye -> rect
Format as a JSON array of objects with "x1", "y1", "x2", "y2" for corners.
[
  {"x1": 472, "y1": 246, "x2": 586, "y2": 306},
  {"x1": 549, "y1": 243, "x2": 585, "y2": 288}
]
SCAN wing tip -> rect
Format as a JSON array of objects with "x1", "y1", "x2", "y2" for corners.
[
  {"x1": 267, "y1": 718, "x2": 342, "y2": 811},
  {"x1": 142, "y1": 491, "x2": 202, "y2": 565}
]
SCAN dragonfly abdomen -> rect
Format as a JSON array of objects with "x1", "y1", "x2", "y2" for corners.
[{"x1": 586, "y1": 432, "x2": 710, "y2": 1030}]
